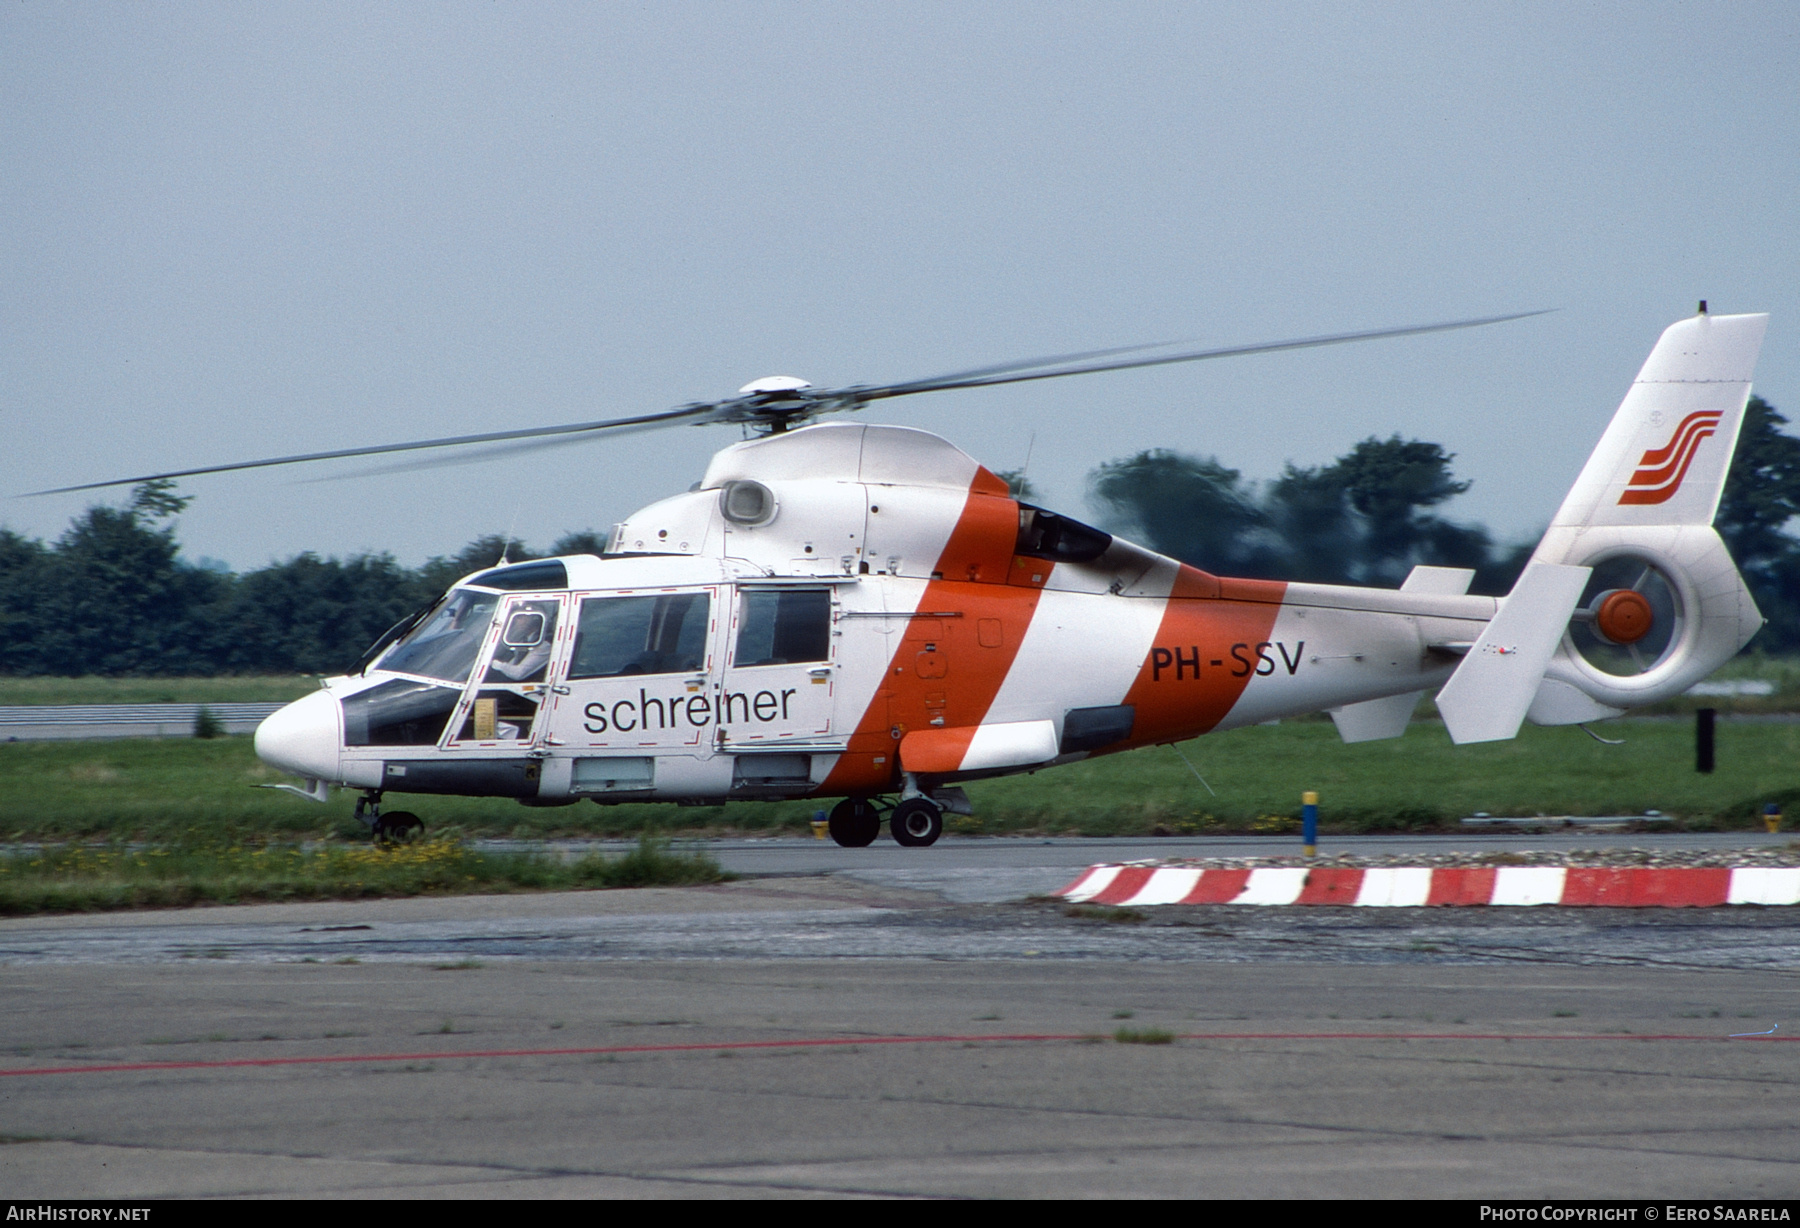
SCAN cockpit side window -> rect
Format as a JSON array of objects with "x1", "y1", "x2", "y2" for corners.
[
  {"x1": 378, "y1": 588, "x2": 500, "y2": 684},
  {"x1": 733, "y1": 589, "x2": 831, "y2": 666},
  {"x1": 1015, "y1": 504, "x2": 1113, "y2": 563},
  {"x1": 569, "y1": 592, "x2": 710, "y2": 678},
  {"x1": 484, "y1": 599, "x2": 560, "y2": 684},
  {"x1": 342, "y1": 679, "x2": 463, "y2": 746}
]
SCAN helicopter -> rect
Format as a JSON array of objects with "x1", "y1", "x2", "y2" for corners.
[{"x1": 38, "y1": 306, "x2": 1769, "y2": 846}]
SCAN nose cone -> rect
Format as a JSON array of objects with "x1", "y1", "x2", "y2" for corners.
[{"x1": 255, "y1": 690, "x2": 342, "y2": 781}]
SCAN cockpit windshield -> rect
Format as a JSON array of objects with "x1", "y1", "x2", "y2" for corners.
[{"x1": 378, "y1": 588, "x2": 500, "y2": 683}]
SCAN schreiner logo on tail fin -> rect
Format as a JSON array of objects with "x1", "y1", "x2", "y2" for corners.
[{"x1": 1617, "y1": 409, "x2": 1722, "y2": 505}]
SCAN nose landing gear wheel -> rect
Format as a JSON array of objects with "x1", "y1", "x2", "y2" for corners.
[
  {"x1": 375, "y1": 811, "x2": 424, "y2": 845},
  {"x1": 828, "y1": 797, "x2": 881, "y2": 848},
  {"x1": 890, "y1": 798, "x2": 943, "y2": 848}
]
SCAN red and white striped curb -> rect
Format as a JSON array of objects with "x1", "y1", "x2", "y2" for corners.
[{"x1": 1055, "y1": 864, "x2": 1800, "y2": 908}]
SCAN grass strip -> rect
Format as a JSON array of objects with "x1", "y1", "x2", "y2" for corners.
[
  {"x1": 0, "y1": 835, "x2": 726, "y2": 915},
  {"x1": 0, "y1": 676, "x2": 320, "y2": 706},
  {"x1": 5, "y1": 715, "x2": 1800, "y2": 840}
]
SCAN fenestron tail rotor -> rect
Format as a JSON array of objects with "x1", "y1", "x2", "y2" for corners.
[
  {"x1": 24, "y1": 309, "x2": 1551, "y2": 495},
  {"x1": 1568, "y1": 557, "x2": 1682, "y2": 676}
]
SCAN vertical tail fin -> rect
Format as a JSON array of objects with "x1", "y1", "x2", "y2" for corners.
[
  {"x1": 1543, "y1": 310, "x2": 1767, "y2": 532},
  {"x1": 1522, "y1": 309, "x2": 1769, "y2": 721},
  {"x1": 1436, "y1": 309, "x2": 1770, "y2": 738}
]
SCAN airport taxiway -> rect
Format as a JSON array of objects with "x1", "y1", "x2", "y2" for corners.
[{"x1": 2, "y1": 836, "x2": 1798, "y2": 1199}]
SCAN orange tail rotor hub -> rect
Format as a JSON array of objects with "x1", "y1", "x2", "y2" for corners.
[{"x1": 1593, "y1": 588, "x2": 1654, "y2": 645}]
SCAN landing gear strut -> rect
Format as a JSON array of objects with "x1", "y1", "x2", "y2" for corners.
[{"x1": 355, "y1": 791, "x2": 426, "y2": 845}]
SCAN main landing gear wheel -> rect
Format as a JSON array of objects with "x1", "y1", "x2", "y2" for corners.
[
  {"x1": 375, "y1": 811, "x2": 424, "y2": 845},
  {"x1": 890, "y1": 798, "x2": 943, "y2": 848},
  {"x1": 828, "y1": 797, "x2": 881, "y2": 848}
]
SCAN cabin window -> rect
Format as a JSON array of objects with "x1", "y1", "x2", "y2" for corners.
[
  {"x1": 569, "y1": 592, "x2": 710, "y2": 678},
  {"x1": 485, "y1": 600, "x2": 559, "y2": 684},
  {"x1": 1015, "y1": 504, "x2": 1112, "y2": 563},
  {"x1": 455, "y1": 689, "x2": 542, "y2": 742},
  {"x1": 734, "y1": 588, "x2": 830, "y2": 666},
  {"x1": 379, "y1": 589, "x2": 500, "y2": 684}
]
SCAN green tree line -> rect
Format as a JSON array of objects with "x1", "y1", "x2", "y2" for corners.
[
  {"x1": 0, "y1": 489, "x2": 608, "y2": 677},
  {"x1": 4, "y1": 395, "x2": 1799, "y2": 677},
  {"x1": 1083, "y1": 395, "x2": 1800, "y2": 636}
]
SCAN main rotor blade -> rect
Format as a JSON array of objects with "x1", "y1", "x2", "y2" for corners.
[
  {"x1": 24, "y1": 308, "x2": 1553, "y2": 497},
  {"x1": 854, "y1": 310, "x2": 1554, "y2": 403},
  {"x1": 875, "y1": 338, "x2": 1192, "y2": 393},
  {"x1": 299, "y1": 415, "x2": 686, "y2": 482},
  {"x1": 25, "y1": 403, "x2": 719, "y2": 496}
]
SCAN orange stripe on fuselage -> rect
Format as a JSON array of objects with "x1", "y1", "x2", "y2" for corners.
[
  {"x1": 1116, "y1": 565, "x2": 1286, "y2": 749},
  {"x1": 821, "y1": 468, "x2": 1040, "y2": 795}
]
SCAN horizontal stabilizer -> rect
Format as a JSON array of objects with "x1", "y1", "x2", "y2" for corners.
[
  {"x1": 1329, "y1": 567, "x2": 1473, "y2": 741},
  {"x1": 1436, "y1": 562, "x2": 1591, "y2": 744},
  {"x1": 1400, "y1": 566, "x2": 1475, "y2": 595}
]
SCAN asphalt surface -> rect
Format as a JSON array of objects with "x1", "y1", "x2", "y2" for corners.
[
  {"x1": 4, "y1": 876, "x2": 1800, "y2": 969},
  {"x1": 526, "y1": 831, "x2": 1800, "y2": 899},
  {"x1": 2, "y1": 838, "x2": 1798, "y2": 1199}
]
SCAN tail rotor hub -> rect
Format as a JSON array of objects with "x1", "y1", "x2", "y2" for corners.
[
  {"x1": 1570, "y1": 556, "x2": 1683, "y2": 676},
  {"x1": 1592, "y1": 588, "x2": 1655, "y2": 645}
]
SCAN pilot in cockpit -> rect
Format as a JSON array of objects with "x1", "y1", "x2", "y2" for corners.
[{"x1": 485, "y1": 603, "x2": 558, "y2": 684}]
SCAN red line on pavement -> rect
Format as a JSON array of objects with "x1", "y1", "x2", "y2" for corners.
[{"x1": 1, "y1": 1031, "x2": 1791, "y2": 1079}]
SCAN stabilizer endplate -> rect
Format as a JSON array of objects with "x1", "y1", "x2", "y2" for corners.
[{"x1": 1435, "y1": 562, "x2": 1592, "y2": 744}]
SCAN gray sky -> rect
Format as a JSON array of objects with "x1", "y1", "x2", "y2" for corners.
[{"x1": 5, "y1": 3, "x2": 1797, "y2": 571}]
